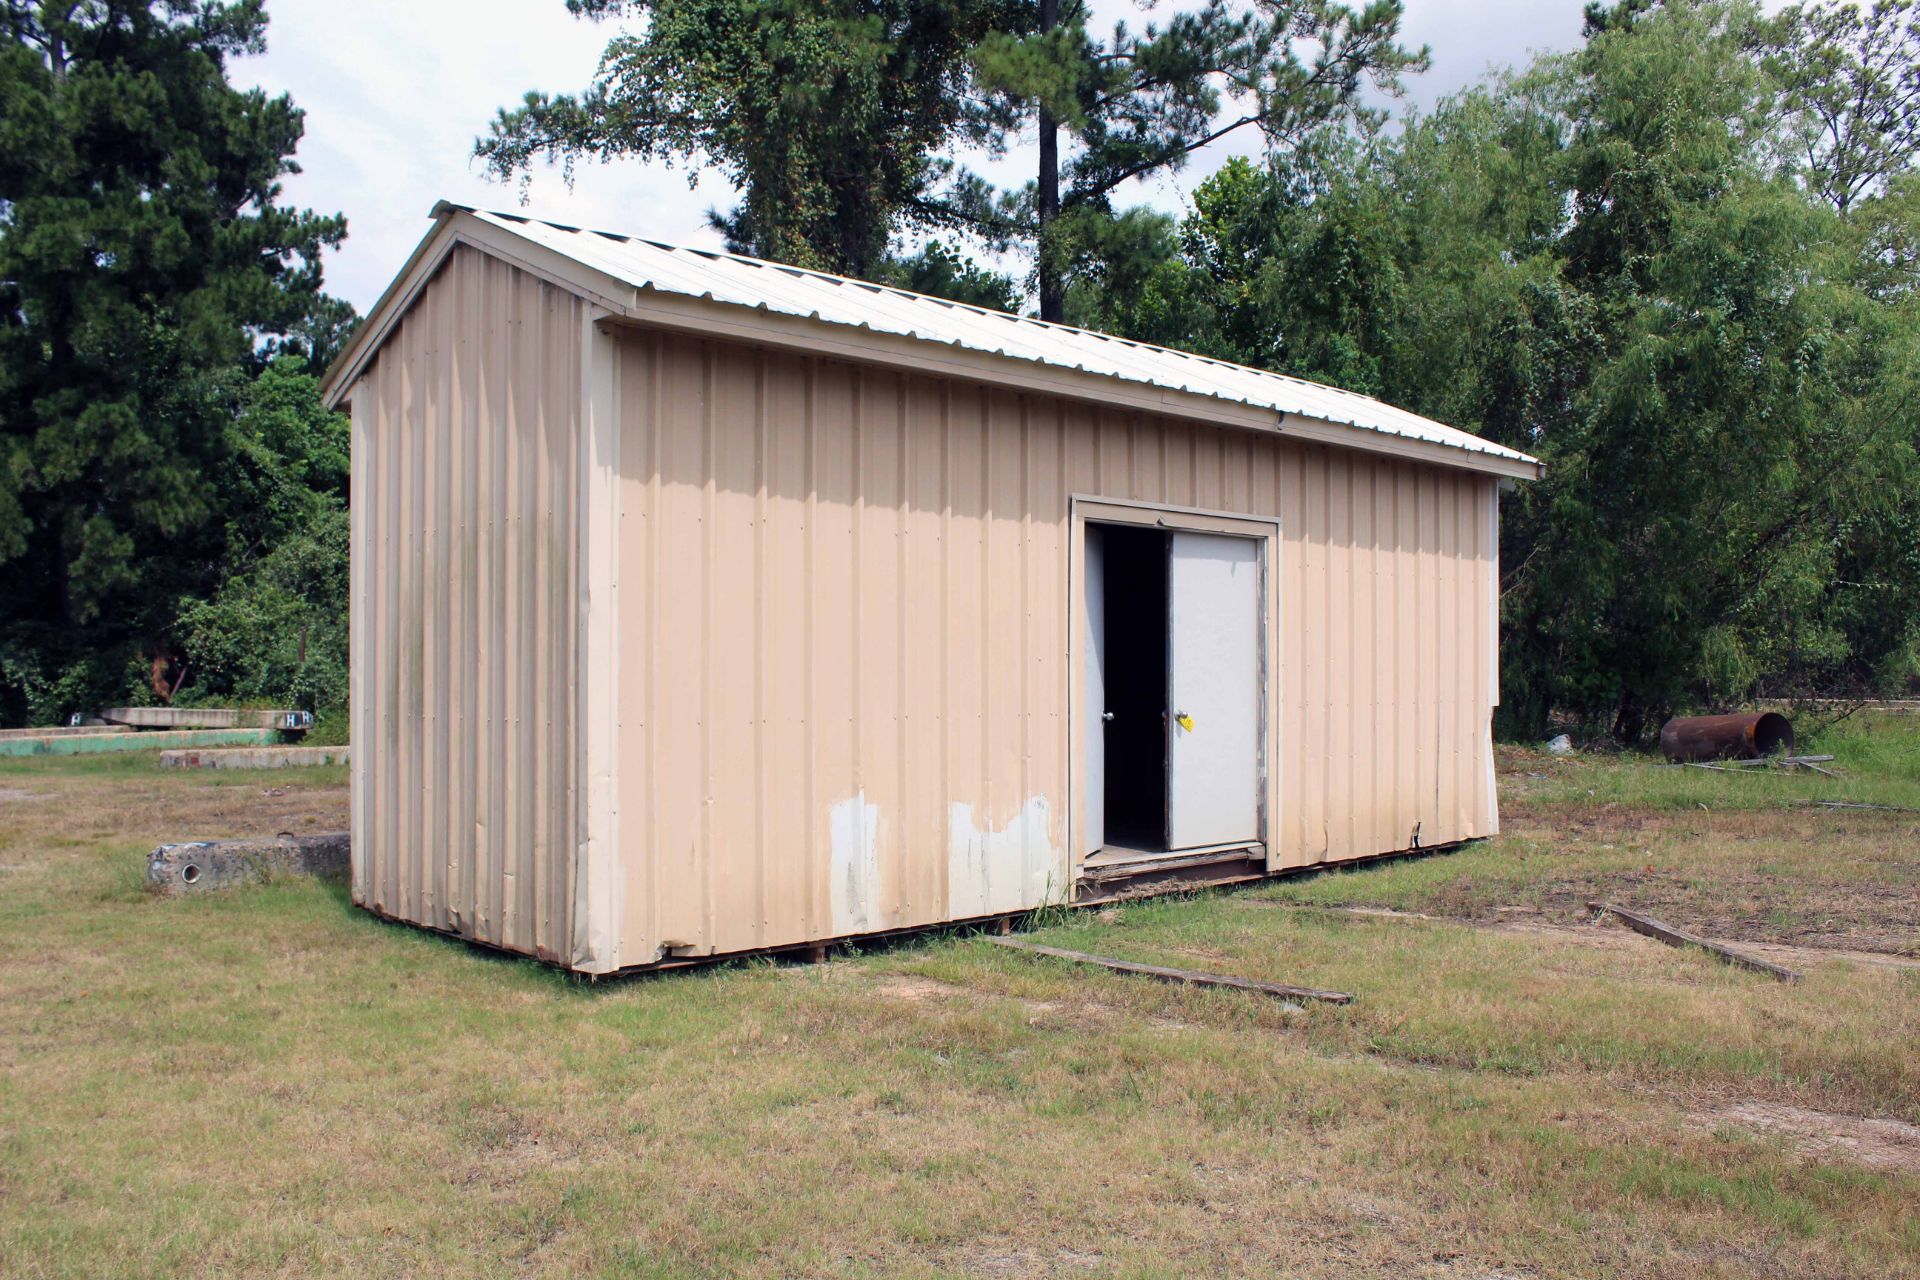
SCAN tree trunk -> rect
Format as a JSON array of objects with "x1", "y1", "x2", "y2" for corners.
[
  {"x1": 42, "y1": 3, "x2": 76, "y2": 83},
  {"x1": 1036, "y1": 0, "x2": 1062, "y2": 323}
]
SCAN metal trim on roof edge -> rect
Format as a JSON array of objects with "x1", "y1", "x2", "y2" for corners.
[{"x1": 324, "y1": 202, "x2": 1542, "y2": 480}]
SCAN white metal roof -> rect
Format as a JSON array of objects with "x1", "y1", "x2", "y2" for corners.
[{"x1": 346, "y1": 202, "x2": 1539, "y2": 475}]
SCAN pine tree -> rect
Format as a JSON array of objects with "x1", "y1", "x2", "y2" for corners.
[
  {"x1": 0, "y1": 0, "x2": 346, "y2": 723},
  {"x1": 965, "y1": 0, "x2": 1427, "y2": 319}
]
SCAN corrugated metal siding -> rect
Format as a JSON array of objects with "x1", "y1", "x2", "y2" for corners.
[
  {"x1": 349, "y1": 245, "x2": 583, "y2": 961},
  {"x1": 608, "y1": 329, "x2": 1499, "y2": 962}
]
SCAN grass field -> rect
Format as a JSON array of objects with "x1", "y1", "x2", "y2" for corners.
[{"x1": 2, "y1": 721, "x2": 1918, "y2": 1278}]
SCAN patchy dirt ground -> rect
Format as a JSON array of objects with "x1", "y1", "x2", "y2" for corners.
[
  {"x1": 1298, "y1": 737, "x2": 1920, "y2": 956},
  {"x1": 1473, "y1": 808, "x2": 1920, "y2": 955},
  {"x1": 1689, "y1": 1102, "x2": 1920, "y2": 1174},
  {"x1": 1269, "y1": 904, "x2": 1920, "y2": 973}
]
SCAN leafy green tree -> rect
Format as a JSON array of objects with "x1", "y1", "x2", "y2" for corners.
[
  {"x1": 1067, "y1": 0, "x2": 1920, "y2": 737},
  {"x1": 213, "y1": 355, "x2": 348, "y2": 572},
  {"x1": 965, "y1": 0, "x2": 1428, "y2": 319},
  {"x1": 1184, "y1": 144, "x2": 1411, "y2": 393},
  {"x1": 478, "y1": 0, "x2": 1032, "y2": 278},
  {"x1": 1068, "y1": 82, "x2": 1577, "y2": 411},
  {"x1": 1056, "y1": 206, "x2": 1221, "y2": 351},
  {"x1": 1450, "y1": 2, "x2": 1917, "y2": 735},
  {"x1": 876, "y1": 240, "x2": 1021, "y2": 311},
  {"x1": 174, "y1": 509, "x2": 350, "y2": 717},
  {"x1": 0, "y1": 0, "x2": 346, "y2": 725},
  {"x1": 143, "y1": 357, "x2": 350, "y2": 717}
]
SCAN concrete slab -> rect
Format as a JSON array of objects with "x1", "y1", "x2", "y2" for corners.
[
  {"x1": 158, "y1": 746, "x2": 349, "y2": 770},
  {"x1": 0, "y1": 724, "x2": 120, "y2": 741},
  {"x1": 98, "y1": 707, "x2": 310, "y2": 731}
]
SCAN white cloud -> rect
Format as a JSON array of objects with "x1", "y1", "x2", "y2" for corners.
[{"x1": 243, "y1": 0, "x2": 736, "y2": 313}]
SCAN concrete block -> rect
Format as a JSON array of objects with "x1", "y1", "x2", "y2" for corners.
[
  {"x1": 158, "y1": 746, "x2": 349, "y2": 770},
  {"x1": 147, "y1": 832, "x2": 350, "y2": 895}
]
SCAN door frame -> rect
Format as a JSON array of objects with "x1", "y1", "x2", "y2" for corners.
[{"x1": 1068, "y1": 496, "x2": 1281, "y2": 882}]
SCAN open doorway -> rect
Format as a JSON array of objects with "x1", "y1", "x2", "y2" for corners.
[
  {"x1": 1082, "y1": 512, "x2": 1266, "y2": 866},
  {"x1": 1096, "y1": 524, "x2": 1169, "y2": 851}
]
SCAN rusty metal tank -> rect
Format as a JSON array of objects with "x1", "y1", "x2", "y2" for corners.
[{"x1": 1658, "y1": 713, "x2": 1794, "y2": 762}]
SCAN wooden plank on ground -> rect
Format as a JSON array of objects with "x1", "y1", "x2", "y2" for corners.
[
  {"x1": 1677, "y1": 755, "x2": 1835, "y2": 772},
  {"x1": 987, "y1": 936, "x2": 1353, "y2": 1004},
  {"x1": 1588, "y1": 902, "x2": 1802, "y2": 983}
]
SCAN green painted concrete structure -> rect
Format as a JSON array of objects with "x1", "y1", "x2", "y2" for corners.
[{"x1": 0, "y1": 728, "x2": 282, "y2": 758}]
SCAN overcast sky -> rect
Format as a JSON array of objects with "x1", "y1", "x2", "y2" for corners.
[{"x1": 245, "y1": 0, "x2": 1598, "y2": 313}]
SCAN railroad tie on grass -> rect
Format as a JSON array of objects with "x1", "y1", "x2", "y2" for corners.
[
  {"x1": 1587, "y1": 902, "x2": 1802, "y2": 983},
  {"x1": 987, "y1": 936, "x2": 1353, "y2": 1005}
]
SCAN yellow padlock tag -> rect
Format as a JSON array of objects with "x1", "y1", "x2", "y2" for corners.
[{"x1": 1175, "y1": 713, "x2": 1194, "y2": 733}]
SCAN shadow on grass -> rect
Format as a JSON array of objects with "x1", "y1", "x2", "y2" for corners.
[{"x1": 296, "y1": 841, "x2": 1479, "y2": 994}]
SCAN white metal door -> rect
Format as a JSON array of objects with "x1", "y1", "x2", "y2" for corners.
[
  {"x1": 1082, "y1": 525, "x2": 1107, "y2": 854},
  {"x1": 1167, "y1": 531, "x2": 1262, "y2": 849}
]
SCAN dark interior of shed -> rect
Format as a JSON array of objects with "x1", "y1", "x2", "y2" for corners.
[{"x1": 1098, "y1": 524, "x2": 1170, "y2": 851}]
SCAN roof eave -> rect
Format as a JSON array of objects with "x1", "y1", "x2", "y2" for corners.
[
  {"x1": 321, "y1": 205, "x2": 643, "y2": 411},
  {"x1": 1276, "y1": 415, "x2": 1542, "y2": 482},
  {"x1": 319, "y1": 204, "x2": 466, "y2": 409},
  {"x1": 325, "y1": 205, "x2": 1543, "y2": 481},
  {"x1": 599, "y1": 293, "x2": 1540, "y2": 480}
]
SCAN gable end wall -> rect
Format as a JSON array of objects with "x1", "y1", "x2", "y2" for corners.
[{"x1": 348, "y1": 244, "x2": 586, "y2": 962}]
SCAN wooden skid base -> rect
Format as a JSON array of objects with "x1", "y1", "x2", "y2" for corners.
[{"x1": 354, "y1": 840, "x2": 1471, "y2": 977}]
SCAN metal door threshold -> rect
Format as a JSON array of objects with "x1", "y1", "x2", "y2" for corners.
[{"x1": 1081, "y1": 843, "x2": 1263, "y2": 884}]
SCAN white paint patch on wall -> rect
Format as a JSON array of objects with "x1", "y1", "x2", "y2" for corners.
[
  {"x1": 947, "y1": 796, "x2": 1061, "y2": 918},
  {"x1": 828, "y1": 792, "x2": 881, "y2": 936}
]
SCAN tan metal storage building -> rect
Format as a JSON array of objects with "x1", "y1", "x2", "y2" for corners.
[{"x1": 323, "y1": 202, "x2": 1541, "y2": 974}]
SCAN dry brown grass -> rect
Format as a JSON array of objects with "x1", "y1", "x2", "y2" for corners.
[{"x1": 2, "y1": 738, "x2": 1918, "y2": 1279}]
